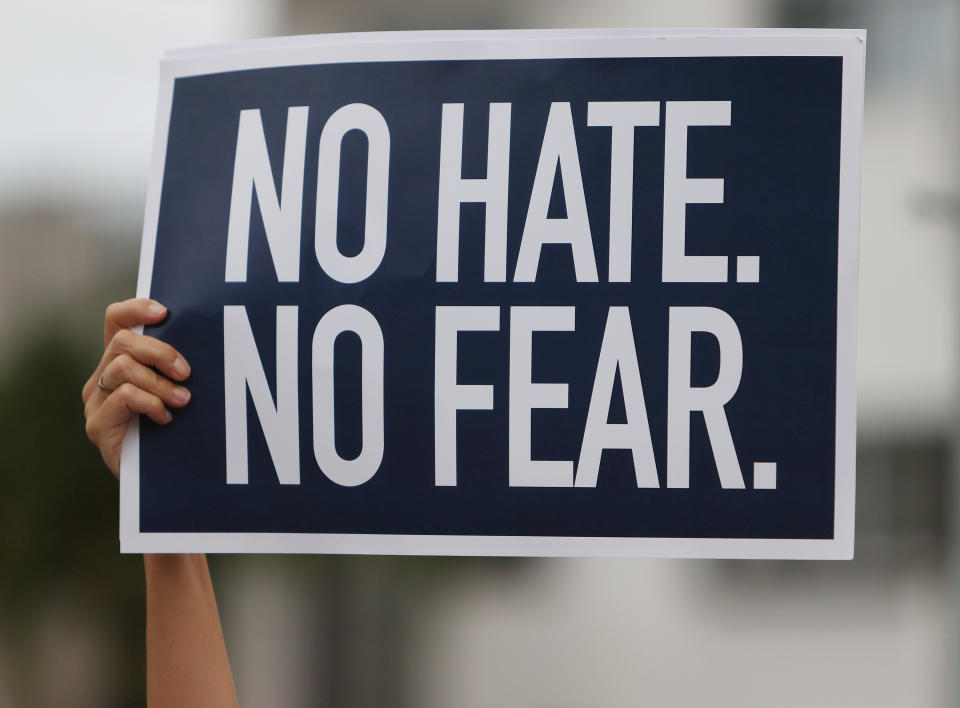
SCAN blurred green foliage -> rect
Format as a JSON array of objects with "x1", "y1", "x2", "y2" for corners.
[
  {"x1": 0, "y1": 309, "x2": 526, "y2": 707},
  {"x1": 0, "y1": 327, "x2": 145, "y2": 707}
]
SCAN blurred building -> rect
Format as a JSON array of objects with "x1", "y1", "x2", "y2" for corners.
[{"x1": 0, "y1": 204, "x2": 138, "y2": 356}]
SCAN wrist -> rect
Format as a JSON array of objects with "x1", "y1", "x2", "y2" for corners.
[{"x1": 144, "y1": 553, "x2": 208, "y2": 580}]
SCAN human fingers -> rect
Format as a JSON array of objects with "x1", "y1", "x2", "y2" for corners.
[
  {"x1": 83, "y1": 330, "x2": 189, "y2": 405},
  {"x1": 85, "y1": 383, "x2": 174, "y2": 477},
  {"x1": 103, "y1": 329, "x2": 191, "y2": 384},
  {"x1": 103, "y1": 298, "x2": 168, "y2": 349},
  {"x1": 82, "y1": 299, "x2": 171, "y2": 404},
  {"x1": 99, "y1": 353, "x2": 191, "y2": 409},
  {"x1": 89, "y1": 383, "x2": 173, "y2": 430}
]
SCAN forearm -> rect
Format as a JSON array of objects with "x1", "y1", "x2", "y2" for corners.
[{"x1": 145, "y1": 554, "x2": 238, "y2": 708}]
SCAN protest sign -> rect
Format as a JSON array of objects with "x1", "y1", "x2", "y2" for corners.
[{"x1": 121, "y1": 29, "x2": 865, "y2": 558}]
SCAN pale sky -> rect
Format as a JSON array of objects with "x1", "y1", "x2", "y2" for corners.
[{"x1": 0, "y1": 0, "x2": 280, "y2": 210}]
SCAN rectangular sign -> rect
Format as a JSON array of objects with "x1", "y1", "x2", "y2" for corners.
[{"x1": 122, "y1": 29, "x2": 864, "y2": 558}]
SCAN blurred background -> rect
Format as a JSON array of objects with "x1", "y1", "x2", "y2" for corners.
[{"x1": 1, "y1": 0, "x2": 957, "y2": 706}]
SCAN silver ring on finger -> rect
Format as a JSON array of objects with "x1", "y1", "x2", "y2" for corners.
[{"x1": 97, "y1": 373, "x2": 115, "y2": 393}]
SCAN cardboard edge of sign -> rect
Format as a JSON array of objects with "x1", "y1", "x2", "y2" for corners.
[
  {"x1": 120, "y1": 534, "x2": 854, "y2": 560},
  {"x1": 120, "y1": 28, "x2": 865, "y2": 560}
]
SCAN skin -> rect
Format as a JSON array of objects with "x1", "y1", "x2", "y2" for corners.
[{"x1": 82, "y1": 298, "x2": 238, "y2": 708}]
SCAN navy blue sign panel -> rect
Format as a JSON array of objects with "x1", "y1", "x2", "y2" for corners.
[{"x1": 122, "y1": 30, "x2": 864, "y2": 558}]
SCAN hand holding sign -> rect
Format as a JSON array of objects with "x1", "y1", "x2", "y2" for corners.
[{"x1": 82, "y1": 299, "x2": 192, "y2": 477}]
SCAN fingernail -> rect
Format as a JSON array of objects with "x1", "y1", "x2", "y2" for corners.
[
  {"x1": 173, "y1": 357, "x2": 190, "y2": 378},
  {"x1": 148, "y1": 303, "x2": 167, "y2": 317},
  {"x1": 172, "y1": 386, "x2": 191, "y2": 405},
  {"x1": 161, "y1": 408, "x2": 173, "y2": 423}
]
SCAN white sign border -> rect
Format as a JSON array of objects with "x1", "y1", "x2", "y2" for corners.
[{"x1": 122, "y1": 28, "x2": 865, "y2": 559}]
